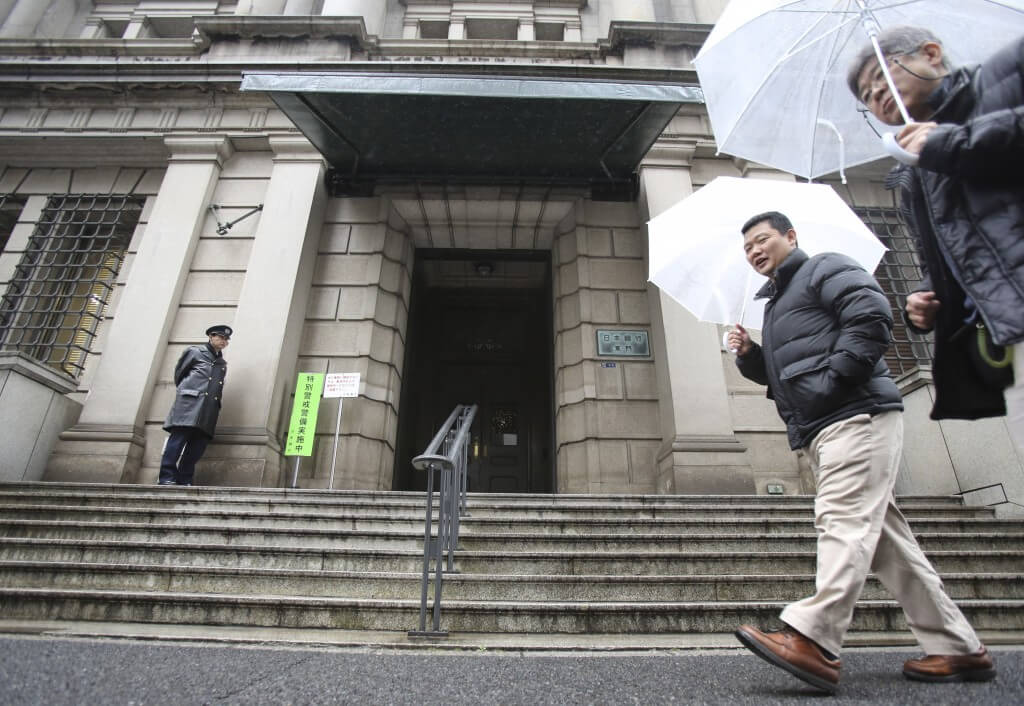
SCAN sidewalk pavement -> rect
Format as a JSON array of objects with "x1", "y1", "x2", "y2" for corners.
[{"x1": 0, "y1": 622, "x2": 1022, "y2": 705}]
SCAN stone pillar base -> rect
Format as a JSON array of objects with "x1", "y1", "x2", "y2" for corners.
[
  {"x1": 656, "y1": 434, "x2": 755, "y2": 494},
  {"x1": 1, "y1": 353, "x2": 82, "y2": 482},
  {"x1": 45, "y1": 424, "x2": 146, "y2": 483},
  {"x1": 192, "y1": 427, "x2": 285, "y2": 487}
]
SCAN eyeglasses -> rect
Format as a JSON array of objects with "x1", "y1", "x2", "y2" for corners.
[{"x1": 858, "y1": 53, "x2": 910, "y2": 106}]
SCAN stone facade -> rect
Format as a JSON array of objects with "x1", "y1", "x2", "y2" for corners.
[{"x1": 0, "y1": 0, "x2": 1021, "y2": 514}]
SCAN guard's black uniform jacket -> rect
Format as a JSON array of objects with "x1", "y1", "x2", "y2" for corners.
[
  {"x1": 163, "y1": 342, "x2": 227, "y2": 438},
  {"x1": 736, "y1": 249, "x2": 903, "y2": 450},
  {"x1": 888, "y1": 35, "x2": 1024, "y2": 420}
]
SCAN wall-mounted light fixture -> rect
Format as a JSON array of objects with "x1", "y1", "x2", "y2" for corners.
[{"x1": 474, "y1": 261, "x2": 494, "y2": 277}]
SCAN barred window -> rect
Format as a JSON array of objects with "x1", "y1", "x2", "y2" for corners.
[
  {"x1": 0, "y1": 194, "x2": 143, "y2": 379},
  {"x1": 854, "y1": 206, "x2": 933, "y2": 376}
]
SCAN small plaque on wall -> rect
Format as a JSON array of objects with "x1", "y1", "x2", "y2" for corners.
[{"x1": 596, "y1": 329, "x2": 650, "y2": 357}]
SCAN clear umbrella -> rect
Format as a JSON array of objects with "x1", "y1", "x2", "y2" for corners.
[
  {"x1": 694, "y1": 0, "x2": 1024, "y2": 181},
  {"x1": 647, "y1": 177, "x2": 887, "y2": 330}
]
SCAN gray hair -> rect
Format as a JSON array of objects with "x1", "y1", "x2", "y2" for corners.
[{"x1": 846, "y1": 26, "x2": 952, "y2": 98}]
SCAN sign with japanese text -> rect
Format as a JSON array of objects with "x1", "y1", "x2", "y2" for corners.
[
  {"x1": 323, "y1": 372, "x2": 361, "y2": 399},
  {"x1": 285, "y1": 372, "x2": 324, "y2": 457}
]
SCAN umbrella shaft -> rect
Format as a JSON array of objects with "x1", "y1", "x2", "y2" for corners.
[{"x1": 856, "y1": 0, "x2": 914, "y2": 125}]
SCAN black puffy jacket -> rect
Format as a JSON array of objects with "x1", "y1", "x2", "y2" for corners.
[
  {"x1": 736, "y1": 249, "x2": 903, "y2": 450},
  {"x1": 890, "y1": 35, "x2": 1024, "y2": 420},
  {"x1": 163, "y1": 342, "x2": 227, "y2": 438}
]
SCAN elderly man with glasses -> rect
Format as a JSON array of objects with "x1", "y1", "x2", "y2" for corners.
[{"x1": 849, "y1": 28, "x2": 1024, "y2": 466}]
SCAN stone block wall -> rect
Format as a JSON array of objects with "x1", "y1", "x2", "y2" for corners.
[
  {"x1": 553, "y1": 200, "x2": 662, "y2": 493},
  {"x1": 295, "y1": 196, "x2": 413, "y2": 489}
]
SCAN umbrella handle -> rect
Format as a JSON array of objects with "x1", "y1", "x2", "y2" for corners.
[
  {"x1": 723, "y1": 330, "x2": 738, "y2": 354},
  {"x1": 881, "y1": 132, "x2": 919, "y2": 166}
]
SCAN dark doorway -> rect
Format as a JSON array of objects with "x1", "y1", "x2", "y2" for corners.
[{"x1": 394, "y1": 251, "x2": 554, "y2": 493}]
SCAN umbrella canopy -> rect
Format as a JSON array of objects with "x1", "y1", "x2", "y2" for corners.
[
  {"x1": 694, "y1": 0, "x2": 1024, "y2": 181},
  {"x1": 647, "y1": 177, "x2": 887, "y2": 330}
]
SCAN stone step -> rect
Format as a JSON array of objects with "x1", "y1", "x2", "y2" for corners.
[
  {"x1": 2, "y1": 538, "x2": 1021, "y2": 575},
  {"x1": 0, "y1": 482, "x2": 971, "y2": 507},
  {"x1": 1, "y1": 504, "x2": 1017, "y2": 535},
  {"x1": 2, "y1": 519, "x2": 1020, "y2": 553},
  {"x1": 2, "y1": 561, "x2": 1021, "y2": 602},
  {"x1": 0, "y1": 486, "x2": 983, "y2": 520},
  {"x1": 0, "y1": 587, "x2": 1020, "y2": 634}
]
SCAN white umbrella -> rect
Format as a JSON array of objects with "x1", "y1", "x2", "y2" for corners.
[
  {"x1": 694, "y1": 0, "x2": 1024, "y2": 181},
  {"x1": 647, "y1": 177, "x2": 887, "y2": 330}
]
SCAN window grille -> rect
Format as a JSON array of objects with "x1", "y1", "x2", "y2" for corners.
[
  {"x1": 854, "y1": 206, "x2": 933, "y2": 376},
  {"x1": 0, "y1": 194, "x2": 143, "y2": 379}
]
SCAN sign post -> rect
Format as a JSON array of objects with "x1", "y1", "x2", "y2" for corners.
[
  {"x1": 285, "y1": 372, "x2": 325, "y2": 488},
  {"x1": 323, "y1": 372, "x2": 361, "y2": 489}
]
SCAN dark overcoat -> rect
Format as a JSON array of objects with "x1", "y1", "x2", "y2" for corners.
[
  {"x1": 891, "y1": 35, "x2": 1024, "y2": 420},
  {"x1": 163, "y1": 342, "x2": 227, "y2": 438}
]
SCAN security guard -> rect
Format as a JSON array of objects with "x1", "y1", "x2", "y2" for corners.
[{"x1": 158, "y1": 324, "x2": 231, "y2": 485}]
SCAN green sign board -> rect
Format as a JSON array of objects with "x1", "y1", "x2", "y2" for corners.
[{"x1": 285, "y1": 372, "x2": 324, "y2": 457}]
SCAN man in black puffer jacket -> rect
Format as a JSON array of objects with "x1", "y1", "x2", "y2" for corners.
[
  {"x1": 849, "y1": 28, "x2": 1024, "y2": 424},
  {"x1": 728, "y1": 212, "x2": 991, "y2": 694}
]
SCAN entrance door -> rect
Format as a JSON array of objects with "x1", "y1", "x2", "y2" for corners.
[{"x1": 394, "y1": 254, "x2": 553, "y2": 493}]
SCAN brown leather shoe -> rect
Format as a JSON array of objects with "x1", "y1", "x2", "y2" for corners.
[
  {"x1": 903, "y1": 646, "x2": 996, "y2": 683},
  {"x1": 735, "y1": 624, "x2": 840, "y2": 694}
]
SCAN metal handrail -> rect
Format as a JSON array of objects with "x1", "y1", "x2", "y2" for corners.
[{"x1": 408, "y1": 403, "x2": 477, "y2": 637}]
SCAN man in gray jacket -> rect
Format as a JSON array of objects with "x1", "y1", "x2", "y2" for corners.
[
  {"x1": 728, "y1": 212, "x2": 991, "y2": 694},
  {"x1": 158, "y1": 324, "x2": 231, "y2": 486}
]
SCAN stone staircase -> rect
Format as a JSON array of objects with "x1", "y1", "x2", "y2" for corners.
[{"x1": 0, "y1": 481, "x2": 1022, "y2": 641}]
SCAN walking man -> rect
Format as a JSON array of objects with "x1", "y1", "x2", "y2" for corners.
[
  {"x1": 848, "y1": 27, "x2": 1024, "y2": 431},
  {"x1": 728, "y1": 212, "x2": 993, "y2": 694},
  {"x1": 158, "y1": 324, "x2": 231, "y2": 486}
]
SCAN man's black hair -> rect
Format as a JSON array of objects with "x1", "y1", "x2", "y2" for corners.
[{"x1": 741, "y1": 211, "x2": 794, "y2": 236}]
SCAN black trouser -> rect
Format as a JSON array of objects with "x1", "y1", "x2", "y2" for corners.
[{"x1": 158, "y1": 428, "x2": 209, "y2": 485}]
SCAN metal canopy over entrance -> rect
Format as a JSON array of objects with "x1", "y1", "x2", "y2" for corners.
[{"x1": 240, "y1": 72, "x2": 701, "y2": 199}]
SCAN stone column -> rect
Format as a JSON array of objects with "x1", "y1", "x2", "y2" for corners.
[
  {"x1": 234, "y1": 0, "x2": 286, "y2": 14},
  {"x1": 0, "y1": 0, "x2": 50, "y2": 37},
  {"x1": 211, "y1": 135, "x2": 326, "y2": 487},
  {"x1": 320, "y1": 0, "x2": 387, "y2": 35},
  {"x1": 46, "y1": 136, "x2": 233, "y2": 483},
  {"x1": 284, "y1": 0, "x2": 317, "y2": 14},
  {"x1": 121, "y1": 16, "x2": 152, "y2": 40},
  {"x1": 565, "y1": 19, "x2": 582, "y2": 42},
  {"x1": 448, "y1": 17, "x2": 465, "y2": 40},
  {"x1": 517, "y1": 18, "x2": 534, "y2": 41},
  {"x1": 609, "y1": 0, "x2": 655, "y2": 22},
  {"x1": 0, "y1": 0, "x2": 17, "y2": 29},
  {"x1": 639, "y1": 139, "x2": 754, "y2": 494}
]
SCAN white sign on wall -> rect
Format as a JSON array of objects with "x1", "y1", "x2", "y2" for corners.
[{"x1": 324, "y1": 372, "x2": 361, "y2": 399}]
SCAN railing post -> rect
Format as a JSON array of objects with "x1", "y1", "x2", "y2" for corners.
[
  {"x1": 413, "y1": 464, "x2": 435, "y2": 634},
  {"x1": 408, "y1": 404, "x2": 477, "y2": 638}
]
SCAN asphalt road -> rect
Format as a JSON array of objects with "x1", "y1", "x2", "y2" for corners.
[{"x1": 1, "y1": 636, "x2": 1022, "y2": 705}]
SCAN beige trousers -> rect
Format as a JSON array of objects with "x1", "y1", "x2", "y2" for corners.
[{"x1": 780, "y1": 411, "x2": 981, "y2": 657}]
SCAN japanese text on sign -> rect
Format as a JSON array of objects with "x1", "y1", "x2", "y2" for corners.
[
  {"x1": 285, "y1": 372, "x2": 324, "y2": 456},
  {"x1": 324, "y1": 372, "x2": 361, "y2": 399}
]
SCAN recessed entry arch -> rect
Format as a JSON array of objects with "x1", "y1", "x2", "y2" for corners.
[{"x1": 394, "y1": 249, "x2": 554, "y2": 493}]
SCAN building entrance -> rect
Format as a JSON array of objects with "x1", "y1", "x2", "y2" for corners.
[{"x1": 394, "y1": 252, "x2": 553, "y2": 493}]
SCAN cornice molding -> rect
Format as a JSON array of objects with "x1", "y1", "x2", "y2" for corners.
[
  {"x1": 164, "y1": 134, "x2": 235, "y2": 165},
  {"x1": 604, "y1": 21, "x2": 711, "y2": 51},
  {"x1": 194, "y1": 16, "x2": 373, "y2": 45}
]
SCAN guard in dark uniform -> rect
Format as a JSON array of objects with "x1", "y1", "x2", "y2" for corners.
[{"x1": 158, "y1": 324, "x2": 231, "y2": 485}]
